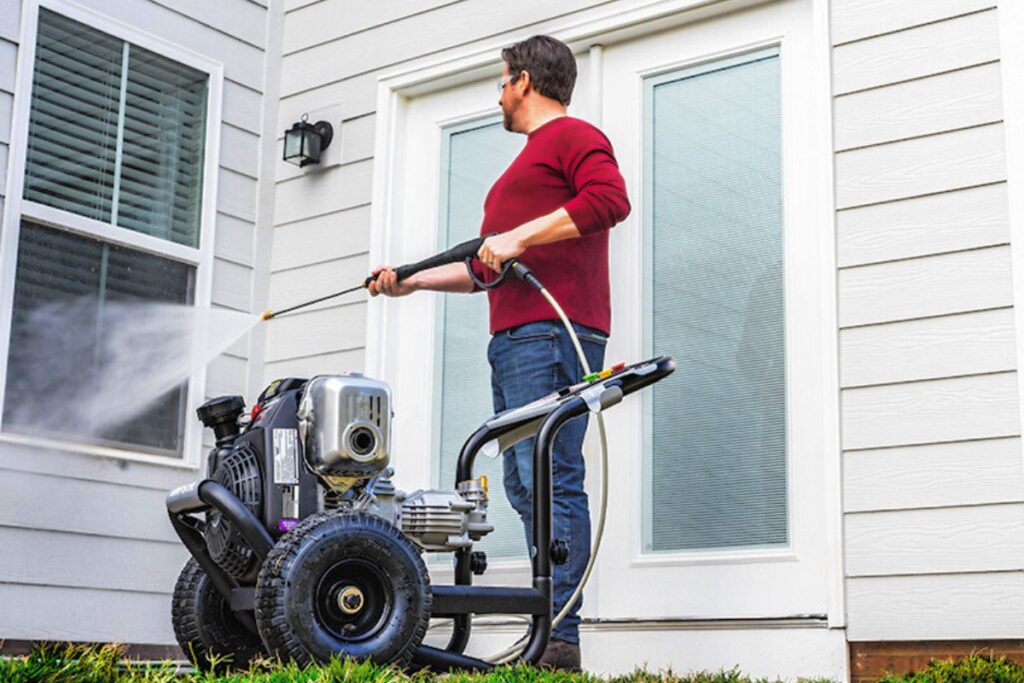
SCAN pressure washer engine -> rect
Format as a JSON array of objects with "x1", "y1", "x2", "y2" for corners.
[{"x1": 166, "y1": 237, "x2": 675, "y2": 671}]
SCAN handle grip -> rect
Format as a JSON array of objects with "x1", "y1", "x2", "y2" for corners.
[{"x1": 364, "y1": 236, "x2": 487, "y2": 288}]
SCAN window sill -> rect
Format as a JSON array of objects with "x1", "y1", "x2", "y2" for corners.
[
  {"x1": 630, "y1": 544, "x2": 797, "y2": 568},
  {"x1": 0, "y1": 431, "x2": 201, "y2": 470}
]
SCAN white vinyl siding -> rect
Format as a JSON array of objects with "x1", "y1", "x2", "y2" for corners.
[{"x1": 831, "y1": 1, "x2": 1024, "y2": 641}]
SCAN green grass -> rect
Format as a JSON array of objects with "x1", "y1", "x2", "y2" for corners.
[{"x1": 0, "y1": 643, "x2": 837, "y2": 683}]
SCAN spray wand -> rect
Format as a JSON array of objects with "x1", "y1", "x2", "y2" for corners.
[{"x1": 259, "y1": 235, "x2": 521, "y2": 321}]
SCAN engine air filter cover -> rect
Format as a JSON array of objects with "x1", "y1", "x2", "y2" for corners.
[{"x1": 298, "y1": 374, "x2": 391, "y2": 479}]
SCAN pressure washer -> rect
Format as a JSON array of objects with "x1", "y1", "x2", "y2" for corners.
[{"x1": 165, "y1": 236, "x2": 674, "y2": 671}]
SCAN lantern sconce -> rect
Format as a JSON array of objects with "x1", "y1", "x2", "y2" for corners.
[{"x1": 283, "y1": 113, "x2": 334, "y2": 167}]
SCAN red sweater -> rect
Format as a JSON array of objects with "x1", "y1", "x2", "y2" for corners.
[{"x1": 477, "y1": 116, "x2": 630, "y2": 335}]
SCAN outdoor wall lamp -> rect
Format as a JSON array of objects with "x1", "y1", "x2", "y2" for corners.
[{"x1": 283, "y1": 113, "x2": 334, "y2": 167}]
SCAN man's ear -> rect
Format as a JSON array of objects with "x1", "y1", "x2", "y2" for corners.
[{"x1": 518, "y1": 70, "x2": 531, "y2": 93}]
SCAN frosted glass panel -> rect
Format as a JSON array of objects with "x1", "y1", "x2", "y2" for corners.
[
  {"x1": 436, "y1": 120, "x2": 524, "y2": 559},
  {"x1": 644, "y1": 49, "x2": 787, "y2": 552}
]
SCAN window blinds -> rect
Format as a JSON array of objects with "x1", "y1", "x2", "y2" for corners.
[
  {"x1": 645, "y1": 49, "x2": 788, "y2": 552},
  {"x1": 436, "y1": 121, "x2": 526, "y2": 560},
  {"x1": 24, "y1": 9, "x2": 207, "y2": 247}
]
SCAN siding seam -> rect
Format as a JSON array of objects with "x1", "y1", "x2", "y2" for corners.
[
  {"x1": 265, "y1": 343, "x2": 365, "y2": 365},
  {"x1": 835, "y1": 119, "x2": 1005, "y2": 154},
  {"x1": 0, "y1": 521, "x2": 181, "y2": 546},
  {"x1": 843, "y1": 500, "x2": 1024, "y2": 516},
  {"x1": 0, "y1": 465, "x2": 180, "y2": 493},
  {"x1": 838, "y1": 303, "x2": 1015, "y2": 331},
  {"x1": 0, "y1": 579, "x2": 173, "y2": 597},
  {"x1": 270, "y1": 250, "x2": 368, "y2": 275},
  {"x1": 281, "y1": 0, "x2": 465, "y2": 57},
  {"x1": 835, "y1": 179, "x2": 1008, "y2": 213},
  {"x1": 274, "y1": 155, "x2": 374, "y2": 185},
  {"x1": 837, "y1": 241, "x2": 1010, "y2": 272},
  {"x1": 831, "y1": 6, "x2": 998, "y2": 48},
  {"x1": 273, "y1": 202, "x2": 372, "y2": 228},
  {"x1": 833, "y1": 60, "x2": 1001, "y2": 99},
  {"x1": 142, "y1": 0, "x2": 267, "y2": 50},
  {"x1": 841, "y1": 367, "x2": 1016, "y2": 391},
  {"x1": 842, "y1": 432, "x2": 1023, "y2": 453}
]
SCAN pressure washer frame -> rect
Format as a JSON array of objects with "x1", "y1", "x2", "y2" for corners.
[{"x1": 166, "y1": 355, "x2": 674, "y2": 671}]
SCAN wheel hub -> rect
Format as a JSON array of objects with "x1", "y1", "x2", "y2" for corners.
[
  {"x1": 338, "y1": 586, "x2": 365, "y2": 615},
  {"x1": 314, "y1": 559, "x2": 391, "y2": 642}
]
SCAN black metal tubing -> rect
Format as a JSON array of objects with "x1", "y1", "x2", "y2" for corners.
[
  {"x1": 443, "y1": 357, "x2": 675, "y2": 665},
  {"x1": 195, "y1": 481, "x2": 275, "y2": 560},
  {"x1": 431, "y1": 586, "x2": 548, "y2": 617},
  {"x1": 167, "y1": 512, "x2": 259, "y2": 636},
  {"x1": 166, "y1": 479, "x2": 275, "y2": 634},
  {"x1": 445, "y1": 549, "x2": 472, "y2": 654},
  {"x1": 411, "y1": 645, "x2": 493, "y2": 672},
  {"x1": 520, "y1": 397, "x2": 586, "y2": 665}
]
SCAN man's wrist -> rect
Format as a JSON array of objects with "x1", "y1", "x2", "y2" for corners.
[
  {"x1": 512, "y1": 221, "x2": 539, "y2": 249},
  {"x1": 402, "y1": 273, "x2": 422, "y2": 291}
]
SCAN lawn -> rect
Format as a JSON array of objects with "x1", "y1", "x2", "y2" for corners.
[{"x1": 5, "y1": 643, "x2": 1023, "y2": 683}]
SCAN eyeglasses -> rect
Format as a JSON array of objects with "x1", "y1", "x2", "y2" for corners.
[{"x1": 496, "y1": 73, "x2": 519, "y2": 94}]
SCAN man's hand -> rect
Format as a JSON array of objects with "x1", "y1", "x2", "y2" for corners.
[
  {"x1": 367, "y1": 266, "x2": 418, "y2": 297},
  {"x1": 477, "y1": 231, "x2": 527, "y2": 273}
]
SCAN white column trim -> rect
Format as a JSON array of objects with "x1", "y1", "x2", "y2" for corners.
[{"x1": 996, "y1": 0, "x2": 1024, "y2": 504}]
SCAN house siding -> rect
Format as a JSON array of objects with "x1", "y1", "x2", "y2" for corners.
[
  {"x1": 0, "y1": 0, "x2": 282, "y2": 645},
  {"x1": 831, "y1": 1, "x2": 1024, "y2": 642}
]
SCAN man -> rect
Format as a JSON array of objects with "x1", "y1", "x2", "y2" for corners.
[{"x1": 370, "y1": 35, "x2": 629, "y2": 670}]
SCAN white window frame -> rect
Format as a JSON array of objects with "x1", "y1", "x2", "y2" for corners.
[
  {"x1": 0, "y1": 0, "x2": 223, "y2": 468},
  {"x1": 368, "y1": 0, "x2": 842, "y2": 624}
]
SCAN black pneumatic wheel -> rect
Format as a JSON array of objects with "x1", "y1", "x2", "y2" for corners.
[
  {"x1": 255, "y1": 512, "x2": 431, "y2": 667},
  {"x1": 171, "y1": 558, "x2": 265, "y2": 670}
]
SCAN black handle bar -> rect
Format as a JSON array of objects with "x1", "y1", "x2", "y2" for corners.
[{"x1": 364, "y1": 235, "x2": 533, "y2": 291}]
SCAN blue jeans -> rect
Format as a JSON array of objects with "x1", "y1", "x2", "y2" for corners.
[{"x1": 487, "y1": 320, "x2": 607, "y2": 643}]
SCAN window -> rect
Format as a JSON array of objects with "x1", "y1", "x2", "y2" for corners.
[
  {"x1": 642, "y1": 48, "x2": 787, "y2": 552},
  {"x1": 435, "y1": 118, "x2": 525, "y2": 559},
  {"x1": 0, "y1": 6, "x2": 212, "y2": 458}
]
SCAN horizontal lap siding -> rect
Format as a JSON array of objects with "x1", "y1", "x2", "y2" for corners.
[
  {"x1": 265, "y1": 0, "x2": 609, "y2": 372},
  {"x1": 832, "y1": 1, "x2": 1024, "y2": 641},
  {"x1": 0, "y1": 0, "x2": 276, "y2": 646}
]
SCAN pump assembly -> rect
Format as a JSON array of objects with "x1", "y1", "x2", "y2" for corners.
[{"x1": 165, "y1": 237, "x2": 674, "y2": 671}]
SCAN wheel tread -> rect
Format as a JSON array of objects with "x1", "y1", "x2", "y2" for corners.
[{"x1": 255, "y1": 512, "x2": 431, "y2": 668}]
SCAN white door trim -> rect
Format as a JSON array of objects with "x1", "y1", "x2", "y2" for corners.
[
  {"x1": 995, "y1": 0, "x2": 1024, "y2": 520},
  {"x1": 367, "y1": 0, "x2": 843, "y2": 628}
]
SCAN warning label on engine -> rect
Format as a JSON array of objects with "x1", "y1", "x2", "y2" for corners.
[{"x1": 272, "y1": 428, "x2": 299, "y2": 484}]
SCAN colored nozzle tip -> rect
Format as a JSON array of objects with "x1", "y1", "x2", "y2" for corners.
[{"x1": 261, "y1": 310, "x2": 274, "y2": 321}]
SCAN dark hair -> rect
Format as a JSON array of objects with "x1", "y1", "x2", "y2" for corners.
[{"x1": 501, "y1": 35, "x2": 577, "y2": 106}]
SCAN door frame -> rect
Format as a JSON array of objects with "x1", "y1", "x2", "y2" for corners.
[{"x1": 367, "y1": 0, "x2": 843, "y2": 627}]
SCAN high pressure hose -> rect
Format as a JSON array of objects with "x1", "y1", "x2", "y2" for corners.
[{"x1": 484, "y1": 283, "x2": 609, "y2": 664}]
